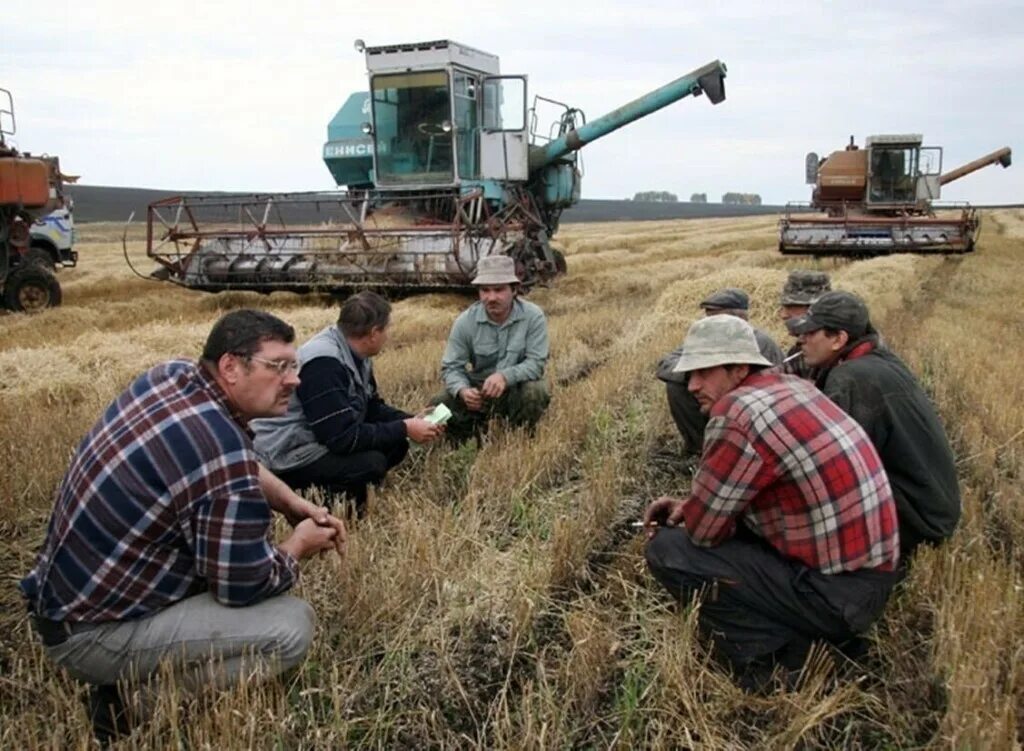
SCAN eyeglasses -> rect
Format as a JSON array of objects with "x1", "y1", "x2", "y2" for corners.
[{"x1": 245, "y1": 355, "x2": 300, "y2": 376}]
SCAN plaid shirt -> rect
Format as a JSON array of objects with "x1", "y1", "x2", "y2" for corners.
[
  {"x1": 683, "y1": 371, "x2": 899, "y2": 574},
  {"x1": 20, "y1": 360, "x2": 298, "y2": 623}
]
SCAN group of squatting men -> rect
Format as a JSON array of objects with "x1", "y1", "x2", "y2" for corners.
[{"x1": 20, "y1": 258, "x2": 961, "y2": 742}]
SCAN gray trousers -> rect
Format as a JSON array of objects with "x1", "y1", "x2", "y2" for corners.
[
  {"x1": 645, "y1": 527, "x2": 896, "y2": 670},
  {"x1": 43, "y1": 592, "x2": 314, "y2": 693}
]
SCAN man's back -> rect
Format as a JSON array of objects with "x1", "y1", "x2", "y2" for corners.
[
  {"x1": 684, "y1": 370, "x2": 899, "y2": 574},
  {"x1": 821, "y1": 345, "x2": 961, "y2": 548}
]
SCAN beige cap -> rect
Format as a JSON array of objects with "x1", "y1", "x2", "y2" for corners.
[
  {"x1": 472, "y1": 255, "x2": 520, "y2": 286},
  {"x1": 671, "y1": 316, "x2": 773, "y2": 374}
]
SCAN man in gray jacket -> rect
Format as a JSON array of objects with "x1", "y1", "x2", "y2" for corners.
[
  {"x1": 253, "y1": 292, "x2": 443, "y2": 516},
  {"x1": 792, "y1": 291, "x2": 961, "y2": 558},
  {"x1": 657, "y1": 288, "x2": 784, "y2": 455},
  {"x1": 436, "y1": 255, "x2": 551, "y2": 443}
]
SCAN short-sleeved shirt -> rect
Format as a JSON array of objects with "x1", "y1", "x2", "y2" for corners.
[
  {"x1": 441, "y1": 298, "x2": 549, "y2": 395},
  {"x1": 682, "y1": 370, "x2": 899, "y2": 574},
  {"x1": 20, "y1": 360, "x2": 298, "y2": 623}
]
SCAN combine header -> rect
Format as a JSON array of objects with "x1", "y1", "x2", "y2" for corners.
[
  {"x1": 145, "y1": 40, "x2": 727, "y2": 294},
  {"x1": 779, "y1": 135, "x2": 1011, "y2": 257}
]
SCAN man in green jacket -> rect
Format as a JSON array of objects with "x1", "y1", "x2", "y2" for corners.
[
  {"x1": 792, "y1": 291, "x2": 961, "y2": 558},
  {"x1": 436, "y1": 255, "x2": 550, "y2": 443}
]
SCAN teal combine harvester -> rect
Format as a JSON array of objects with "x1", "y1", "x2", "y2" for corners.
[{"x1": 145, "y1": 40, "x2": 726, "y2": 293}]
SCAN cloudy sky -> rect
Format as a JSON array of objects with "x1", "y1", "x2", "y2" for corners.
[{"x1": 3, "y1": 1, "x2": 1021, "y2": 204}]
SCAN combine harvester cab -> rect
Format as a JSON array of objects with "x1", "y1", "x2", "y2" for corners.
[
  {"x1": 779, "y1": 134, "x2": 1011, "y2": 257},
  {"x1": 145, "y1": 40, "x2": 727, "y2": 294}
]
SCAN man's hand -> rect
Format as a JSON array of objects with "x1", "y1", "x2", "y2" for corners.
[
  {"x1": 642, "y1": 496, "x2": 686, "y2": 540},
  {"x1": 404, "y1": 416, "x2": 444, "y2": 443},
  {"x1": 459, "y1": 387, "x2": 484, "y2": 412},
  {"x1": 278, "y1": 518, "x2": 340, "y2": 560},
  {"x1": 480, "y1": 372, "x2": 508, "y2": 399}
]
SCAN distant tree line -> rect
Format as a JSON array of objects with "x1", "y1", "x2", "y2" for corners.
[
  {"x1": 722, "y1": 192, "x2": 762, "y2": 205},
  {"x1": 632, "y1": 191, "x2": 678, "y2": 203},
  {"x1": 627, "y1": 191, "x2": 761, "y2": 205}
]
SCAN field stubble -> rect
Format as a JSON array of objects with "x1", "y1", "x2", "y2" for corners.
[{"x1": 1, "y1": 214, "x2": 1021, "y2": 748}]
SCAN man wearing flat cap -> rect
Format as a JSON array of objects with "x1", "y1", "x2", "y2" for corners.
[
  {"x1": 792, "y1": 291, "x2": 961, "y2": 558},
  {"x1": 643, "y1": 315, "x2": 900, "y2": 690},
  {"x1": 656, "y1": 287, "x2": 783, "y2": 455},
  {"x1": 778, "y1": 270, "x2": 831, "y2": 379},
  {"x1": 436, "y1": 255, "x2": 551, "y2": 443}
]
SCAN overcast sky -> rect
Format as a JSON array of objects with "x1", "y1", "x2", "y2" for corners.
[{"x1": 3, "y1": 1, "x2": 1021, "y2": 204}]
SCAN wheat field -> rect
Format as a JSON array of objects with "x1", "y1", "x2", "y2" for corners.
[{"x1": 1, "y1": 212, "x2": 1022, "y2": 749}]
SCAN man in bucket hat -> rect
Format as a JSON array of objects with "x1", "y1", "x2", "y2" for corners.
[
  {"x1": 435, "y1": 255, "x2": 551, "y2": 443},
  {"x1": 656, "y1": 287, "x2": 783, "y2": 456},
  {"x1": 792, "y1": 291, "x2": 961, "y2": 558},
  {"x1": 643, "y1": 315, "x2": 900, "y2": 690},
  {"x1": 778, "y1": 270, "x2": 831, "y2": 379}
]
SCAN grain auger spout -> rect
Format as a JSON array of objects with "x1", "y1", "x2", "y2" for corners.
[
  {"x1": 528, "y1": 60, "x2": 726, "y2": 172},
  {"x1": 143, "y1": 42, "x2": 727, "y2": 295},
  {"x1": 939, "y1": 146, "x2": 1011, "y2": 186},
  {"x1": 779, "y1": 135, "x2": 1014, "y2": 257}
]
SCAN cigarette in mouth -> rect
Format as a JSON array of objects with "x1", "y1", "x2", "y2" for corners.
[{"x1": 782, "y1": 351, "x2": 802, "y2": 364}]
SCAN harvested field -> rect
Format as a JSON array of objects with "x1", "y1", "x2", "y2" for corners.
[{"x1": 1, "y1": 212, "x2": 1022, "y2": 748}]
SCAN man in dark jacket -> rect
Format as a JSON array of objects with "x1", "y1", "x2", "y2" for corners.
[
  {"x1": 253, "y1": 292, "x2": 443, "y2": 515},
  {"x1": 778, "y1": 270, "x2": 831, "y2": 379},
  {"x1": 791, "y1": 291, "x2": 961, "y2": 557},
  {"x1": 657, "y1": 287, "x2": 784, "y2": 455}
]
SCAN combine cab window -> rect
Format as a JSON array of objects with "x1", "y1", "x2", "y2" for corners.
[
  {"x1": 454, "y1": 73, "x2": 479, "y2": 179},
  {"x1": 371, "y1": 71, "x2": 454, "y2": 185},
  {"x1": 869, "y1": 146, "x2": 918, "y2": 204}
]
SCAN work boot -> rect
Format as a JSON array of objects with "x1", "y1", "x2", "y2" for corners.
[{"x1": 86, "y1": 684, "x2": 132, "y2": 747}]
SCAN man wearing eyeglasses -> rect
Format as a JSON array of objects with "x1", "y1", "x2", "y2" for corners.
[
  {"x1": 253, "y1": 291, "x2": 443, "y2": 516},
  {"x1": 20, "y1": 309, "x2": 346, "y2": 744}
]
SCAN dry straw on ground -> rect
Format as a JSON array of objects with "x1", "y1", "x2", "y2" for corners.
[{"x1": 1, "y1": 213, "x2": 1022, "y2": 748}]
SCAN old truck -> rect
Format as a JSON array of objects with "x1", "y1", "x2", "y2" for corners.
[{"x1": 0, "y1": 88, "x2": 67, "y2": 312}]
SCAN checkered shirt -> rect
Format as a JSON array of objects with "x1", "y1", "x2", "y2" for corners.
[
  {"x1": 20, "y1": 360, "x2": 298, "y2": 622},
  {"x1": 683, "y1": 371, "x2": 899, "y2": 573}
]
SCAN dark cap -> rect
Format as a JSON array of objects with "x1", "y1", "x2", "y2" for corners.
[
  {"x1": 780, "y1": 270, "x2": 831, "y2": 306},
  {"x1": 699, "y1": 287, "x2": 749, "y2": 311},
  {"x1": 788, "y1": 290, "x2": 871, "y2": 338}
]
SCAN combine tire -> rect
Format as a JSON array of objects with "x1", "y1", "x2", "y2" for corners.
[{"x1": 4, "y1": 264, "x2": 62, "y2": 312}]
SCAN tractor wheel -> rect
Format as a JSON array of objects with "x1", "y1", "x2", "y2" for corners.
[
  {"x1": 3, "y1": 264, "x2": 63, "y2": 312},
  {"x1": 23, "y1": 246, "x2": 58, "y2": 271}
]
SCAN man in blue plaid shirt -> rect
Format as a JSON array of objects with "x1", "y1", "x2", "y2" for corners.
[{"x1": 20, "y1": 309, "x2": 346, "y2": 744}]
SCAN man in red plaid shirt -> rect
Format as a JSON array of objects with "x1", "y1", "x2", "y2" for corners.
[{"x1": 644, "y1": 315, "x2": 899, "y2": 690}]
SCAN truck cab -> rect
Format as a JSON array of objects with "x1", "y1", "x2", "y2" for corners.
[
  {"x1": 864, "y1": 134, "x2": 942, "y2": 207},
  {"x1": 29, "y1": 204, "x2": 77, "y2": 268}
]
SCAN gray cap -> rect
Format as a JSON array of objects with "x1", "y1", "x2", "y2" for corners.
[
  {"x1": 472, "y1": 255, "x2": 520, "y2": 286},
  {"x1": 700, "y1": 287, "x2": 750, "y2": 311},
  {"x1": 671, "y1": 315, "x2": 773, "y2": 374},
  {"x1": 788, "y1": 290, "x2": 870, "y2": 338},
  {"x1": 780, "y1": 270, "x2": 832, "y2": 306}
]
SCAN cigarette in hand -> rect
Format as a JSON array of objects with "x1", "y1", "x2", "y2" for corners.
[{"x1": 630, "y1": 521, "x2": 659, "y2": 528}]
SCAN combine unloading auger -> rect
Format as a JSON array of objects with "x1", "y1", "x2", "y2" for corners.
[
  {"x1": 145, "y1": 41, "x2": 727, "y2": 293},
  {"x1": 779, "y1": 136, "x2": 1011, "y2": 257}
]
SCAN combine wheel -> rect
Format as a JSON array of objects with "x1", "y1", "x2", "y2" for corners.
[
  {"x1": 4, "y1": 264, "x2": 62, "y2": 312},
  {"x1": 552, "y1": 248, "x2": 568, "y2": 275}
]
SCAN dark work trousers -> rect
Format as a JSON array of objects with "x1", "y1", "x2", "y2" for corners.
[
  {"x1": 278, "y1": 441, "x2": 409, "y2": 517},
  {"x1": 645, "y1": 526, "x2": 897, "y2": 673},
  {"x1": 664, "y1": 380, "x2": 708, "y2": 456}
]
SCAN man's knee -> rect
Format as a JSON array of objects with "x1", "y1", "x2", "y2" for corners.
[
  {"x1": 645, "y1": 528, "x2": 711, "y2": 597},
  {"x1": 263, "y1": 596, "x2": 315, "y2": 671},
  {"x1": 511, "y1": 379, "x2": 550, "y2": 423}
]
